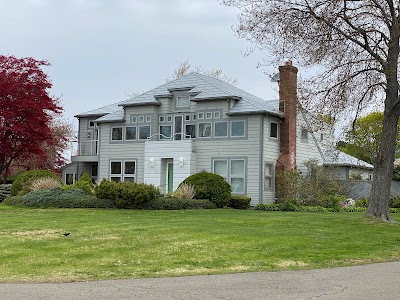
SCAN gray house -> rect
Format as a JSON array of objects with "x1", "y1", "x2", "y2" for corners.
[{"x1": 63, "y1": 62, "x2": 372, "y2": 205}]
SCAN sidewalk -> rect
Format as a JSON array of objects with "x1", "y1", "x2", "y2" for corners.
[{"x1": 1, "y1": 262, "x2": 399, "y2": 300}]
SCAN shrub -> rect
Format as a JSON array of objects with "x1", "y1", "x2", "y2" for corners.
[
  {"x1": 29, "y1": 177, "x2": 62, "y2": 192},
  {"x1": 11, "y1": 170, "x2": 61, "y2": 196},
  {"x1": 12, "y1": 188, "x2": 116, "y2": 208},
  {"x1": 389, "y1": 197, "x2": 400, "y2": 208},
  {"x1": 355, "y1": 198, "x2": 369, "y2": 207},
  {"x1": 180, "y1": 172, "x2": 231, "y2": 208},
  {"x1": 95, "y1": 180, "x2": 160, "y2": 208},
  {"x1": 278, "y1": 199, "x2": 300, "y2": 211},
  {"x1": 254, "y1": 204, "x2": 281, "y2": 211},
  {"x1": 68, "y1": 172, "x2": 94, "y2": 195},
  {"x1": 0, "y1": 184, "x2": 12, "y2": 202},
  {"x1": 172, "y1": 183, "x2": 195, "y2": 199},
  {"x1": 136, "y1": 197, "x2": 217, "y2": 210},
  {"x1": 229, "y1": 195, "x2": 251, "y2": 209}
]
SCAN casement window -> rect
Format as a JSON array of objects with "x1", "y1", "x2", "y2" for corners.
[
  {"x1": 213, "y1": 158, "x2": 246, "y2": 194},
  {"x1": 110, "y1": 160, "x2": 136, "y2": 182},
  {"x1": 185, "y1": 124, "x2": 196, "y2": 138},
  {"x1": 176, "y1": 96, "x2": 190, "y2": 107},
  {"x1": 231, "y1": 120, "x2": 245, "y2": 137},
  {"x1": 214, "y1": 121, "x2": 228, "y2": 138},
  {"x1": 111, "y1": 127, "x2": 123, "y2": 141},
  {"x1": 198, "y1": 122, "x2": 212, "y2": 138},
  {"x1": 270, "y1": 122, "x2": 278, "y2": 138},
  {"x1": 125, "y1": 126, "x2": 137, "y2": 140},
  {"x1": 264, "y1": 163, "x2": 274, "y2": 190},
  {"x1": 139, "y1": 125, "x2": 151, "y2": 140},
  {"x1": 160, "y1": 125, "x2": 172, "y2": 139},
  {"x1": 301, "y1": 128, "x2": 308, "y2": 141}
]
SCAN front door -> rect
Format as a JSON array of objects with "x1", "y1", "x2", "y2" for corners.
[{"x1": 167, "y1": 162, "x2": 174, "y2": 193}]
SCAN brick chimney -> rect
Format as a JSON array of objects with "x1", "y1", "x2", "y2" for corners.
[{"x1": 277, "y1": 60, "x2": 298, "y2": 171}]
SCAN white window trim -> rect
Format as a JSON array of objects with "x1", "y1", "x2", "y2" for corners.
[
  {"x1": 138, "y1": 125, "x2": 151, "y2": 140},
  {"x1": 212, "y1": 158, "x2": 246, "y2": 195},
  {"x1": 230, "y1": 120, "x2": 246, "y2": 137},
  {"x1": 111, "y1": 127, "x2": 123, "y2": 141},
  {"x1": 176, "y1": 96, "x2": 190, "y2": 108},
  {"x1": 198, "y1": 122, "x2": 212, "y2": 138},
  {"x1": 159, "y1": 125, "x2": 172, "y2": 139},
  {"x1": 214, "y1": 121, "x2": 228, "y2": 138},
  {"x1": 264, "y1": 162, "x2": 274, "y2": 191},
  {"x1": 125, "y1": 126, "x2": 137, "y2": 140},
  {"x1": 270, "y1": 122, "x2": 279, "y2": 139},
  {"x1": 110, "y1": 160, "x2": 137, "y2": 182}
]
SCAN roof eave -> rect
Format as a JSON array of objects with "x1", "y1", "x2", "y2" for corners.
[{"x1": 119, "y1": 102, "x2": 161, "y2": 107}]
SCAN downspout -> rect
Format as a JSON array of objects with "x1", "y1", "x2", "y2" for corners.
[{"x1": 259, "y1": 115, "x2": 264, "y2": 204}]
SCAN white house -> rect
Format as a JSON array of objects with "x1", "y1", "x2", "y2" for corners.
[{"x1": 63, "y1": 61, "x2": 373, "y2": 205}]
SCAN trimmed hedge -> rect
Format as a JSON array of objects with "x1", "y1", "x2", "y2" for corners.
[
  {"x1": 180, "y1": 172, "x2": 231, "y2": 208},
  {"x1": 254, "y1": 203, "x2": 399, "y2": 213},
  {"x1": 11, "y1": 170, "x2": 61, "y2": 196},
  {"x1": 6, "y1": 188, "x2": 116, "y2": 208},
  {"x1": 229, "y1": 195, "x2": 251, "y2": 209},
  {"x1": 136, "y1": 197, "x2": 217, "y2": 210}
]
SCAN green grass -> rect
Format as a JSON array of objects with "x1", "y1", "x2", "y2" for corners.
[{"x1": 0, "y1": 205, "x2": 400, "y2": 283}]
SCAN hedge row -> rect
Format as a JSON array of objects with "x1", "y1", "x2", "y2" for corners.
[
  {"x1": 136, "y1": 197, "x2": 217, "y2": 210},
  {"x1": 255, "y1": 203, "x2": 400, "y2": 213}
]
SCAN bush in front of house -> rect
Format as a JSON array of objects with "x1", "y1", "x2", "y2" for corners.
[
  {"x1": 5, "y1": 188, "x2": 116, "y2": 208},
  {"x1": 95, "y1": 179, "x2": 160, "y2": 208},
  {"x1": 63, "y1": 172, "x2": 94, "y2": 195},
  {"x1": 136, "y1": 197, "x2": 217, "y2": 210},
  {"x1": 180, "y1": 172, "x2": 231, "y2": 208},
  {"x1": 11, "y1": 170, "x2": 61, "y2": 196},
  {"x1": 229, "y1": 195, "x2": 251, "y2": 209}
]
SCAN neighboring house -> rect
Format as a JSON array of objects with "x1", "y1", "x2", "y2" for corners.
[{"x1": 63, "y1": 61, "x2": 372, "y2": 205}]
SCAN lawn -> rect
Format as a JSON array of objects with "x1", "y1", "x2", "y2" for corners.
[{"x1": 0, "y1": 205, "x2": 399, "y2": 283}]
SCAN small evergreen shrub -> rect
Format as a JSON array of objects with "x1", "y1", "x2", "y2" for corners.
[
  {"x1": 94, "y1": 179, "x2": 118, "y2": 199},
  {"x1": 136, "y1": 197, "x2": 217, "y2": 210},
  {"x1": 64, "y1": 172, "x2": 94, "y2": 195},
  {"x1": 11, "y1": 170, "x2": 61, "y2": 196},
  {"x1": 229, "y1": 195, "x2": 251, "y2": 209},
  {"x1": 180, "y1": 172, "x2": 231, "y2": 208}
]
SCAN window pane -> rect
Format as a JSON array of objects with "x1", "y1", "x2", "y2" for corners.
[
  {"x1": 110, "y1": 177, "x2": 121, "y2": 182},
  {"x1": 65, "y1": 174, "x2": 74, "y2": 185},
  {"x1": 214, "y1": 122, "x2": 228, "y2": 137},
  {"x1": 231, "y1": 121, "x2": 245, "y2": 137},
  {"x1": 176, "y1": 96, "x2": 190, "y2": 107},
  {"x1": 111, "y1": 161, "x2": 122, "y2": 174},
  {"x1": 199, "y1": 122, "x2": 211, "y2": 137},
  {"x1": 301, "y1": 129, "x2": 308, "y2": 140},
  {"x1": 185, "y1": 124, "x2": 196, "y2": 138},
  {"x1": 112, "y1": 127, "x2": 122, "y2": 140},
  {"x1": 125, "y1": 161, "x2": 136, "y2": 175},
  {"x1": 124, "y1": 177, "x2": 135, "y2": 182},
  {"x1": 270, "y1": 122, "x2": 278, "y2": 138},
  {"x1": 174, "y1": 116, "x2": 183, "y2": 140},
  {"x1": 265, "y1": 164, "x2": 272, "y2": 176},
  {"x1": 214, "y1": 160, "x2": 228, "y2": 180},
  {"x1": 265, "y1": 177, "x2": 272, "y2": 189},
  {"x1": 139, "y1": 126, "x2": 151, "y2": 139},
  {"x1": 160, "y1": 125, "x2": 172, "y2": 139},
  {"x1": 91, "y1": 163, "x2": 98, "y2": 177},
  {"x1": 231, "y1": 178, "x2": 244, "y2": 193},
  {"x1": 125, "y1": 127, "x2": 137, "y2": 140},
  {"x1": 231, "y1": 160, "x2": 244, "y2": 176}
]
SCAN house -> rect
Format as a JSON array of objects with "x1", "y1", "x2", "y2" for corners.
[{"x1": 63, "y1": 61, "x2": 372, "y2": 205}]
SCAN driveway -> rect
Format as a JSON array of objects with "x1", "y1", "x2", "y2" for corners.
[{"x1": 1, "y1": 262, "x2": 399, "y2": 300}]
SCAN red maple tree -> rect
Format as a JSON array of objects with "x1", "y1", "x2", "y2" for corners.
[{"x1": 0, "y1": 55, "x2": 62, "y2": 181}]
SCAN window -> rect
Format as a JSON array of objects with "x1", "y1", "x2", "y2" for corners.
[
  {"x1": 185, "y1": 115, "x2": 190, "y2": 121},
  {"x1": 139, "y1": 116, "x2": 145, "y2": 123},
  {"x1": 231, "y1": 120, "x2": 245, "y2": 137},
  {"x1": 270, "y1": 122, "x2": 278, "y2": 138},
  {"x1": 124, "y1": 161, "x2": 136, "y2": 182},
  {"x1": 146, "y1": 116, "x2": 152, "y2": 123},
  {"x1": 65, "y1": 173, "x2": 76, "y2": 185},
  {"x1": 125, "y1": 126, "x2": 137, "y2": 140},
  {"x1": 110, "y1": 161, "x2": 122, "y2": 182},
  {"x1": 139, "y1": 125, "x2": 151, "y2": 140},
  {"x1": 230, "y1": 160, "x2": 245, "y2": 193},
  {"x1": 167, "y1": 115, "x2": 172, "y2": 122},
  {"x1": 159, "y1": 116, "x2": 165, "y2": 123},
  {"x1": 301, "y1": 128, "x2": 308, "y2": 140},
  {"x1": 214, "y1": 121, "x2": 228, "y2": 138},
  {"x1": 131, "y1": 116, "x2": 137, "y2": 123},
  {"x1": 264, "y1": 163, "x2": 274, "y2": 190},
  {"x1": 91, "y1": 163, "x2": 98, "y2": 177},
  {"x1": 214, "y1": 111, "x2": 220, "y2": 119},
  {"x1": 198, "y1": 122, "x2": 211, "y2": 138},
  {"x1": 176, "y1": 96, "x2": 190, "y2": 107},
  {"x1": 206, "y1": 112, "x2": 212, "y2": 119},
  {"x1": 110, "y1": 160, "x2": 136, "y2": 182},
  {"x1": 160, "y1": 125, "x2": 172, "y2": 139},
  {"x1": 111, "y1": 127, "x2": 123, "y2": 141},
  {"x1": 213, "y1": 158, "x2": 246, "y2": 194},
  {"x1": 192, "y1": 114, "x2": 197, "y2": 121},
  {"x1": 198, "y1": 112, "x2": 204, "y2": 119},
  {"x1": 185, "y1": 124, "x2": 196, "y2": 138},
  {"x1": 88, "y1": 120, "x2": 97, "y2": 128}
]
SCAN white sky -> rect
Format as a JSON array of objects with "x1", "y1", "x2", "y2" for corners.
[{"x1": 1, "y1": 0, "x2": 282, "y2": 127}]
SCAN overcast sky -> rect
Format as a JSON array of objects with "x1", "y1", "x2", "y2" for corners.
[{"x1": 1, "y1": 0, "x2": 282, "y2": 127}]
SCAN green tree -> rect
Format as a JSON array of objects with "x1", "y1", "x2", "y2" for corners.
[
  {"x1": 222, "y1": 0, "x2": 400, "y2": 222},
  {"x1": 339, "y1": 112, "x2": 400, "y2": 165}
]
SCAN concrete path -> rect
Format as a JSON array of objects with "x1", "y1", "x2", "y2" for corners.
[{"x1": 1, "y1": 262, "x2": 400, "y2": 300}]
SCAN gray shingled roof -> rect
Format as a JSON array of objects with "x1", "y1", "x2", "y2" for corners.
[
  {"x1": 324, "y1": 150, "x2": 373, "y2": 169},
  {"x1": 96, "y1": 109, "x2": 125, "y2": 123},
  {"x1": 75, "y1": 101, "x2": 124, "y2": 118}
]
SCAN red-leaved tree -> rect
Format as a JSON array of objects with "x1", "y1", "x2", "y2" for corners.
[{"x1": 0, "y1": 55, "x2": 62, "y2": 181}]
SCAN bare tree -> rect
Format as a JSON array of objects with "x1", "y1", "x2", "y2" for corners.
[{"x1": 222, "y1": 0, "x2": 400, "y2": 221}]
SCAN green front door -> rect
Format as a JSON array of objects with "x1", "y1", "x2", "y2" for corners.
[{"x1": 167, "y1": 162, "x2": 174, "y2": 193}]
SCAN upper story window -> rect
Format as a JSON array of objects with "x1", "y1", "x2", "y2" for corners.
[
  {"x1": 139, "y1": 125, "x2": 151, "y2": 140},
  {"x1": 231, "y1": 120, "x2": 245, "y2": 137},
  {"x1": 176, "y1": 96, "x2": 190, "y2": 107},
  {"x1": 301, "y1": 128, "x2": 308, "y2": 141},
  {"x1": 88, "y1": 120, "x2": 98, "y2": 128},
  {"x1": 214, "y1": 121, "x2": 228, "y2": 138},
  {"x1": 270, "y1": 122, "x2": 278, "y2": 138},
  {"x1": 111, "y1": 127, "x2": 123, "y2": 141},
  {"x1": 125, "y1": 126, "x2": 137, "y2": 140}
]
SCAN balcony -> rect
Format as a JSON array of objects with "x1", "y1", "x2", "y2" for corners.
[{"x1": 71, "y1": 141, "x2": 99, "y2": 162}]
